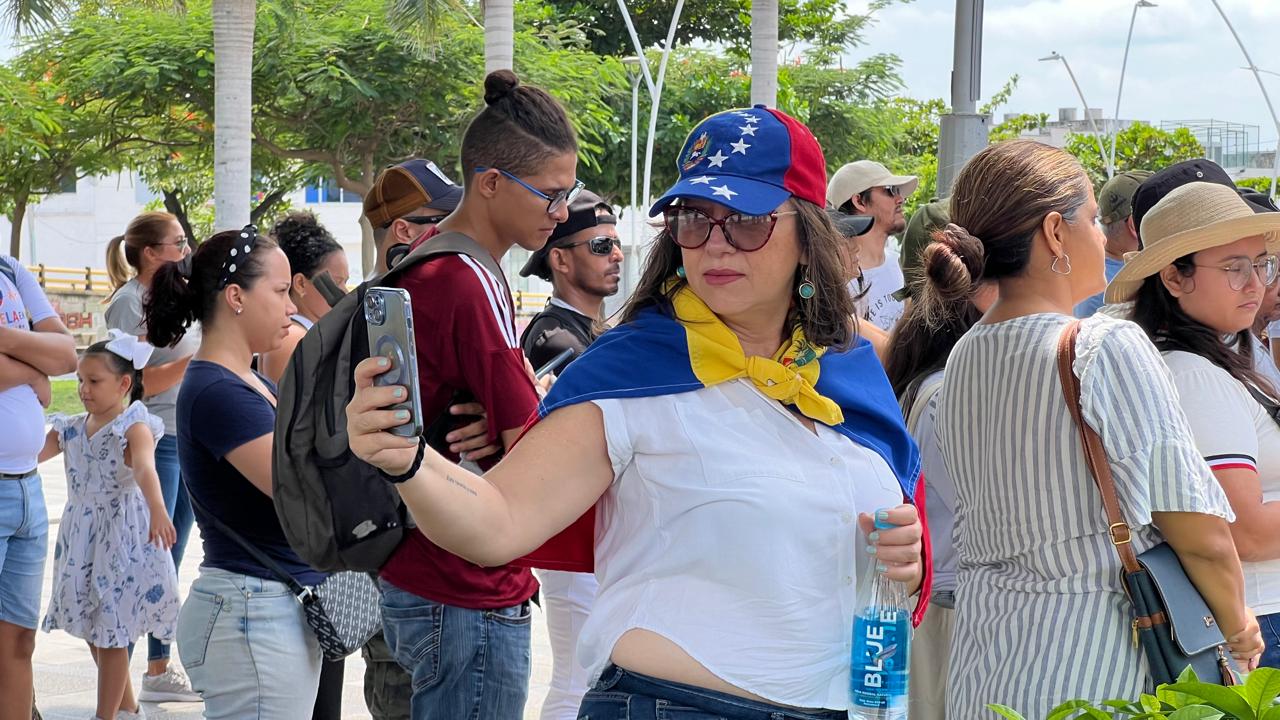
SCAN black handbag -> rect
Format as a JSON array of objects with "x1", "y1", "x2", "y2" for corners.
[
  {"x1": 1057, "y1": 321, "x2": 1238, "y2": 687},
  {"x1": 188, "y1": 493, "x2": 382, "y2": 661}
]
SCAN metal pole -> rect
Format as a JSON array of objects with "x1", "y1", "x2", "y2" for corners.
[
  {"x1": 937, "y1": 0, "x2": 988, "y2": 197},
  {"x1": 629, "y1": 67, "x2": 641, "y2": 295},
  {"x1": 1211, "y1": 0, "x2": 1280, "y2": 199},
  {"x1": 642, "y1": 0, "x2": 685, "y2": 210},
  {"x1": 1044, "y1": 53, "x2": 1110, "y2": 177},
  {"x1": 614, "y1": 0, "x2": 656, "y2": 96},
  {"x1": 1109, "y1": 2, "x2": 1144, "y2": 179}
]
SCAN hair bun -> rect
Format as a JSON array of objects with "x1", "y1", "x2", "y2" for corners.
[
  {"x1": 483, "y1": 69, "x2": 521, "y2": 105},
  {"x1": 920, "y1": 223, "x2": 985, "y2": 304}
]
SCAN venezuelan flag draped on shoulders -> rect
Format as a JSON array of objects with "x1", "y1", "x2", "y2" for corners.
[{"x1": 514, "y1": 285, "x2": 932, "y2": 625}]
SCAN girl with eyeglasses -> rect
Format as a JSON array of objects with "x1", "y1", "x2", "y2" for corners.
[
  {"x1": 103, "y1": 212, "x2": 201, "y2": 704},
  {"x1": 1119, "y1": 181, "x2": 1280, "y2": 670}
]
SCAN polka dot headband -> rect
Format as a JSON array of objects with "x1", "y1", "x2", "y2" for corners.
[{"x1": 218, "y1": 224, "x2": 260, "y2": 290}]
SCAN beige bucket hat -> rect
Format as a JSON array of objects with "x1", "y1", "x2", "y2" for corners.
[{"x1": 1103, "y1": 182, "x2": 1280, "y2": 304}]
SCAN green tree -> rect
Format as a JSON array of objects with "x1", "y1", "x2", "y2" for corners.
[{"x1": 1065, "y1": 123, "x2": 1205, "y2": 192}]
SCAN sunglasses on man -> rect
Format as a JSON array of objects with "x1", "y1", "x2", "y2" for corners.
[{"x1": 557, "y1": 236, "x2": 622, "y2": 256}]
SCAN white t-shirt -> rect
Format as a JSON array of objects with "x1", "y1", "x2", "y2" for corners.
[
  {"x1": 0, "y1": 257, "x2": 58, "y2": 473},
  {"x1": 582, "y1": 379, "x2": 904, "y2": 710},
  {"x1": 1163, "y1": 350, "x2": 1280, "y2": 616},
  {"x1": 851, "y1": 244, "x2": 905, "y2": 330}
]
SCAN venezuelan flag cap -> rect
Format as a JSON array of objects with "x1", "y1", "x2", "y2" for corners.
[{"x1": 650, "y1": 105, "x2": 828, "y2": 218}]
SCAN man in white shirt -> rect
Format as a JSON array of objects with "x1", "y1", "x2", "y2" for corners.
[{"x1": 826, "y1": 160, "x2": 918, "y2": 330}]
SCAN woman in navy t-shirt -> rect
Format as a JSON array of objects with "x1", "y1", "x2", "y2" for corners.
[{"x1": 143, "y1": 226, "x2": 326, "y2": 716}]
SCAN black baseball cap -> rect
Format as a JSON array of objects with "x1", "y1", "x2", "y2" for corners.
[
  {"x1": 826, "y1": 209, "x2": 875, "y2": 238},
  {"x1": 520, "y1": 190, "x2": 615, "y2": 280},
  {"x1": 1132, "y1": 159, "x2": 1236, "y2": 246}
]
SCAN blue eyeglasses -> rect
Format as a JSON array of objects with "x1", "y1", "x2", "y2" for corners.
[{"x1": 474, "y1": 167, "x2": 585, "y2": 216}]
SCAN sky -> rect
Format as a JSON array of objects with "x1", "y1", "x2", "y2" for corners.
[
  {"x1": 842, "y1": 0, "x2": 1280, "y2": 151},
  {"x1": 3, "y1": 0, "x2": 1277, "y2": 150}
]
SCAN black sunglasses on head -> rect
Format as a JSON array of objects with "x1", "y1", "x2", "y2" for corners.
[
  {"x1": 558, "y1": 236, "x2": 622, "y2": 256},
  {"x1": 400, "y1": 215, "x2": 447, "y2": 226}
]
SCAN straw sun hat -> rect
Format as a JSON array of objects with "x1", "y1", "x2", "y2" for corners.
[{"x1": 1103, "y1": 182, "x2": 1280, "y2": 304}]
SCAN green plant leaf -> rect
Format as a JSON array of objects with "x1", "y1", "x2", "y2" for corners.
[
  {"x1": 1167, "y1": 706, "x2": 1225, "y2": 720},
  {"x1": 1244, "y1": 668, "x2": 1280, "y2": 713},
  {"x1": 1261, "y1": 704, "x2": 1280, "y2": 720},
  {"x1": 1080, "y1": 709, "x2": 1113, "y2": 720},
  {"x1": 1142, "y1": 694, "x2": 1169, "y2": 714},
  {"x1": 986, "y1": 704, "x2": 1027, "y2": 720},
  {"x1": 1164, "y1": 682, "x2": 1256, "y2": 720},
  {"x1": 1048, "y1": 700, "x2": 1094, "y2": 720}
]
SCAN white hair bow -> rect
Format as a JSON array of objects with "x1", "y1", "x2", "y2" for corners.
[{"x1": 105, "y1": 329, "x2": 155, "y2": 370}]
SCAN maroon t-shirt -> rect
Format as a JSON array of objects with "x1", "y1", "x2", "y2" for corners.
[{"x1": 378, "y1": 233, "x2": 540, "y2": 609}]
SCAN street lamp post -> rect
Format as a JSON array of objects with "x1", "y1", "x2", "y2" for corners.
[
  {"x1": 1212, "y1": 0, "x2": 1280, "y2": 199},
  {"x1": 1041, "y1": 52, "x2": 1112, "y2": 178},
  {"x1": 1110, "y1": 0, "x2": 1157, "y2": 179},
  {"x1": 622, "y1": 56, "x2": 642, "y2": 296}
]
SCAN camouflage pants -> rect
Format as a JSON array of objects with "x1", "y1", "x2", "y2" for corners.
[{"x1": 363, "y1": 630, "x2": 412, "y2": 720}]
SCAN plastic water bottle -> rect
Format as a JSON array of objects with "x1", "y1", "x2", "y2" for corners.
[{"x1": 849, "y1": 515, "x2": 912, "y2": 720}]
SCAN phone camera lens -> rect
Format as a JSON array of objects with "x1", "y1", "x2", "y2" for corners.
[{"x1": 364, "y1": 293, "x2": 386, "y2": 325}]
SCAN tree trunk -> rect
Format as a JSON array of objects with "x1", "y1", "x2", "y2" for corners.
[
  {"x1": 161, "y1": 189, "x2": 196, "y2": 249},
  {"x1": 483, "y1": 0, "x2": 514, "y2": 73},
  {"x1": 749, "y1": 0, "x2": 779, "y2": 107},
  {"x1": 8, "y1": 193, "x2": 29, "y2": 259},
  {"x1": 212, "y1": 0, "x2": 256, "y2": 230}
]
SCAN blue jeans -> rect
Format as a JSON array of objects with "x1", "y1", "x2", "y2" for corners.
[
  {"x1": 147, "y1": 434, "x2": 194, "y2": 662},
  {"x1": 0, "y1": 472, "x2": 48, "y2": 630},
  {"x1": 378, "y1": 579, "x2": 531, "y2": 720},
  {"x1": 1260, "y1": 612, "x2": 1280, "y2": 670},
  {"x1": 177, "y1": 567, "x2": 322, "y2": 718},
  {"x1": 578, "y1": 665, "x2": 850, "y2": 720}
]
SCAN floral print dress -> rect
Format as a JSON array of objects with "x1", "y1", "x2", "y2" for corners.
[{"x1": 42, "y1": 401, "x2": 180, "y2": 648}]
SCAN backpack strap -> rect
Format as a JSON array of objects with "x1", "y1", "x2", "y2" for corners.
[
  {"x1": 380, "y1": 232, "x2": 508, "y2": 298},
  {"x1": 186, "y1": 489, "x2": 315, "y2": 598},
  {"x1": 904, "y1": 375, "x2": 944, "y2": 437}
]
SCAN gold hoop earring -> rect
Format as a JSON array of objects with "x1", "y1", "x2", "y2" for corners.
[{"x1": 1050, "y1": 254, "x2": 1072, "y2": 275}]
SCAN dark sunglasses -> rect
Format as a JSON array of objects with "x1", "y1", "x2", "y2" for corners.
[
  {"x1": 401, "y1": 215, "x2": 447, "y2": 226},
  {"x1": 662, "y1": 206, "x2": 797, "y2": 252},
  {"x1": 558, "y1": 236, "x2": 621, "y2": 256}
]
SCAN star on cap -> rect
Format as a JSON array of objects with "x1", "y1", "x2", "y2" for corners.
[
  {"x1": 711, "y1": 184, "x2": 738, "y2": 200},
  {"x1": 730, "y1": 139, "x2": 751, "y2": 155},
  {"x1": 706, "y1": 150, "x2": 728, "y2": 168},
  {"x1": 744, "y1": 115, "x2": 760, "y2": 124},
  {"x1": 739, "y1": 125, "x2": 758, "y2": 136},
  {"x1": 689, "y1": 176, "x2": 717, "y2": 185}
]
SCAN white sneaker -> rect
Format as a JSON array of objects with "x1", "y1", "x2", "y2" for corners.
[
  {"x1": 116, "y1": 706, "x2": 146, "y2": 719},
  {"x1": 139, "y1": 666, "x2": 202, "y2": 703}
]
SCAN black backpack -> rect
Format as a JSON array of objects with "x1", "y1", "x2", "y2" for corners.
[{"x1": 272, "y1": 232, "x2": 504, "y2": 572}]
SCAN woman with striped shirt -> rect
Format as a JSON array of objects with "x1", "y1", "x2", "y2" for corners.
[
  {"x1": 1115, "y1": 181, "x2": 1280, "y2": 669},
  {"x1": 934, "y1": 141, "x2": 1262, "y2": 717}
]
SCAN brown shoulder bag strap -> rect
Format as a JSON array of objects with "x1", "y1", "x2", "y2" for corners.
[{"x1": 1055, "y1": 320, "x2": 1143, "y2": 575}]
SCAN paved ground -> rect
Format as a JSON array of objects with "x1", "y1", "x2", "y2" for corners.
[{"x1": 31, "y1": 453, "x2": 554, "y2": 720}]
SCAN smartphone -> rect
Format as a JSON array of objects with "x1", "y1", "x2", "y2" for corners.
[
  {"x1": 364, "y1": 287, "x2": 424, "y2": 438},
  {"x1": 535, "y1": 348, "x2": 575, "y2": 380}
]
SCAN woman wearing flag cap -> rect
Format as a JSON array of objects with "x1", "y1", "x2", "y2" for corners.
[{"x1": 347, "y1": 106, "x2": 928, "y2": 719}]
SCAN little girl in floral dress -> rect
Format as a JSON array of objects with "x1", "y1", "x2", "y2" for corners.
[{"x1": 39, "y1": 330, "x2": 180, "y2": 720}]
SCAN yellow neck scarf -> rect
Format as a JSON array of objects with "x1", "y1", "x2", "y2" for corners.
[{"x1": 671, "y1": 284, "x2": 844, "y2": 426}]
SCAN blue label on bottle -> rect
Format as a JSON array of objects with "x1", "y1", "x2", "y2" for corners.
[{"x1": 850, "y1": 606, "x2": 911, "y2": 712}]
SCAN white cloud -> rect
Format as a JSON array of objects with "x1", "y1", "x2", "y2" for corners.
[{"x1": 844, "y1": 0, "x2": 1280, "y2": 150}]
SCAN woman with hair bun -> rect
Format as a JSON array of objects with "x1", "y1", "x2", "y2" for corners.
[
  {"x1": 884, "y1": 222, "x2": 995, "y2": 720},
  {"x1": 934, "y1": 140, "x2": 1261, "y2": 716}
]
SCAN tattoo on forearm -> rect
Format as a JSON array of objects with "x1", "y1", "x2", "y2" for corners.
[{"x1": 445, "y1": 474, "x2": 478, "y2": 497}]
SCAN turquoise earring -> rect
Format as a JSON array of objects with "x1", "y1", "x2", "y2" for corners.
[
  {"x1": 797, "y1": 267, "x2": 815, "y2": 299},
  {"x1": 676, "y1": 266, "x2": 687, "y2": 279}
]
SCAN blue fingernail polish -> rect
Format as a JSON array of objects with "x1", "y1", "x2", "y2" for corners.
[
  {"x1": 393, "y1": 388, "x2": 405, "y2": 399},
  {"x1": 865, "y1": 545, "x2": 877, "y2": 555},
  {"x1": 875, "y1": 509, "x2": 889, "y2": 523},
  {"x1": 378, "y1": 357, "x2": 389, "y2": 367},
  {"x1": 395, "y1": 410, "x2": 409, "y2": 420},
  {"x1": 876, "y1": 562, "x2": 888, "y2": 574},
  {"x1": 868, "y1": 531, "x2": 880, "y2": 543}
]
